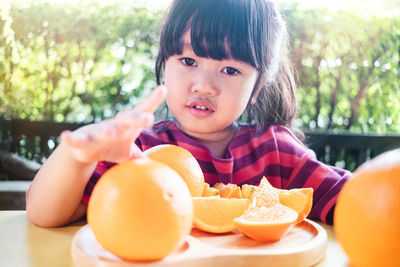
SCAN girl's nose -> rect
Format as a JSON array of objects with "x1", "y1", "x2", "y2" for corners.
[{"x1": 191, "y1": 71, "x2": 218, "y2": 96}]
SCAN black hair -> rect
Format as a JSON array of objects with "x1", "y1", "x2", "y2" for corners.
[{"x1": 155, "y1": 0, "x2": 297, "y2": 130}]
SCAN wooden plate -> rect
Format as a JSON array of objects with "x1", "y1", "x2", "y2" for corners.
[{"x1": 71, "y1": 219, "x2": 327, "y2": 267}]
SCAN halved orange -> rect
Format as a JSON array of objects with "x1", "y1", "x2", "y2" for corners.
[
  {"x1": 234, "y1": 177, "x2": 304, "y2": 242},
  {"x1": 234, "y1": 204, "x2": 298, "y2": 242},
  {"x1": 250, "y1": 178, "x2": 313, "y2": 224},
  {"x1": 192, "y1": 197, "x2": 249, "y2": 233}
]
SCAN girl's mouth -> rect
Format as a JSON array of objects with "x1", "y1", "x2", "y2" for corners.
[
  {"x1": 187, "y1": 100, "x2": 214, "y2": 117},
  {"x1": 193, "y1": 105, "x2": 209, "y2": 110}
]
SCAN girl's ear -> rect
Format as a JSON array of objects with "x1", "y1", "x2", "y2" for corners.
[
  {"x1": 161, "y1": 71, "x2": 166, "y2": 85},
  {"x1": 250, "y1": 74, "x2": 267, "y2": 105}
]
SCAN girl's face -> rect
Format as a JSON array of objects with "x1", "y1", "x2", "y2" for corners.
[{"x1": 164, "y1": 31, "x2": 261, "y2": 141}]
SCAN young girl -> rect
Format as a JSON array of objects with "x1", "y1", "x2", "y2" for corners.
[{"x1": 26, "y1": 0, "x2": 351, "y2": 227}]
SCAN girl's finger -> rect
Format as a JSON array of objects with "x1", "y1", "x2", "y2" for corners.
[
  {"x1": 129, "y1": 143, "x2": 146, "y2": 159},
  {"x1": 115, "y1": 111, "x2": 154, "y2": 128},
  {"x1": 60, "y1": 130, "x2": 93, "y2": 147},
  {"x1": 134, "y1": 85, "x2": 167, "y2": 113}
]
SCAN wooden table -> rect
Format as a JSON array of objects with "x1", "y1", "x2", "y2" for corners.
[{"x1": 0, "y1": 211, "x2": 349, "y2": 267}]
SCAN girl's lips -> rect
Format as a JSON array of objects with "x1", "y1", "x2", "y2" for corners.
[{"x1": 187, "y1": 100, "x2": 215, "y2": 117}]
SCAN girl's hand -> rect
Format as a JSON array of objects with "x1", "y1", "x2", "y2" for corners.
[{"x1": 60, "y1": 86, "x2": 166, "y2": 164}]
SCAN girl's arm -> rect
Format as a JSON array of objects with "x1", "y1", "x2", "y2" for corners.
[
  {"x1": 26, "y1": 143, "x2": 97, "y2": 227},
  {"x1": 26, "y1": 86, "x2": 166, "y2": 227},
  {"x1": 285, "y1": 149, "x2": 351, "y2": 224}
]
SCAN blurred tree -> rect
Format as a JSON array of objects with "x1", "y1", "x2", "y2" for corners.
[
  {"x1": 286, "y1": 5, "x2": 400, "y2": 133},
  {"x1": 0, "y1": 1, "x2": 161, "y2": 122},
  {"x1": 0, "y1": 1, "x2": 399, "y2": 134}
]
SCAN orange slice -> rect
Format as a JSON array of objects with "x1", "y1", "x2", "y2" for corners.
[{"x1": 192, "y1": 197, "x2": 249, "y2": 233}]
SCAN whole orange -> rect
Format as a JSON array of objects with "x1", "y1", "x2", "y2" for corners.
[
  {"x1": 334, "y1": 149, "x2": 400, "y2": 267},
  {"x1": 144, "y1": 144, "x2": 204, "y2": 197},
  {"x1": 87, "y1": 158, "x2": 193, "y2": 261}
]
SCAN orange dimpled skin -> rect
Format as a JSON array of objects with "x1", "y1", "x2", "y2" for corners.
[
  {"x1": 87, "y1": 158, "x2": 193, "y2": 261},
  {"x1": 144, "y1": 144, "x2": 205, "y2": 197},
  {"x1": 334, "y1": 149, "x2": 400, "y2": 267}
]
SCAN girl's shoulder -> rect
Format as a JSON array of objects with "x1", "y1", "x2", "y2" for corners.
[{"x1": 236, "y1": 123, "x2": 301, "y2": 140}]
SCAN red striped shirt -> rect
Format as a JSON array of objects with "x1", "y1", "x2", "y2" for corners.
[{"x1": 83, "y1": 120, "x2": 351, "y2": 224}]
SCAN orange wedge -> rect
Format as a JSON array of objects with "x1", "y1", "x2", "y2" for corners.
[
  {"x1": 192, "y1": 197, "x2": 249, "y2": 233},
  {"x1": 278, "y1": 187, "x2": 313, "y2": 223}
]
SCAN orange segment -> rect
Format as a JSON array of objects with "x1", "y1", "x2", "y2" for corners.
[
  {"x1": 212, "y1": 182, "x2": 227, "y2": 196},
  {"x1": 241, "y1": 184, "x2": 257, "y2": 199},
  {"x1": 278, "y1": 188, "x2": 313, "y2": 223},
  {"x1": 202, "y1": 183, "x2": 219, "y2": 197},
  {"x1": 213, "y1": 183, "x2": 243, "y2": 198},
  {"x1": 225, "y1": 186, "x2": 243, "y2": 199},
  {"x1": 234, "y1": 204, "x2": 298, "y2": 242},
  {"x1": 214, "y1": 183, "x2": 234, "y2": 198},
  {"x1": 200, "y1": 177, "x2": 313, "y2": 242},
  {"x1": 249, "y1": 177, "x2": 279, "y2": 209},
  {"x1": 192, "y1": 197, "x2": 249, "y2": 233}
]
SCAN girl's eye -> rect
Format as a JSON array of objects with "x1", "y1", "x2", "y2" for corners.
[
  {"x1": 222, "y1": 67, "x2": 240, "y2": 75},
  {"x1": 180, "y1": 57, "x2": 196, "y2": 66}
]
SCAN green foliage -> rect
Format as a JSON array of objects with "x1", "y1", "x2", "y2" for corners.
[
  {"x1": 285, "y1": 5, "x2": 400, "y2": 133},
  {"x1": 0, "y1": 1, "x2": 161, "y2": 122},
  {"x1": 1, "y1": 1, "x2": 399, "y2": 134}
]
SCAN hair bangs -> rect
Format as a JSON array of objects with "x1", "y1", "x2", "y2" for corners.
[
  {"x1": 156, "y1": 0, "x2": 273, "y2": 85},
  {"x1": 190, "y1": 1, "x2": 259, "y2": 69},
  {"x1": 160, "y1": 0, "x2": 260, "y2": 67}
]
